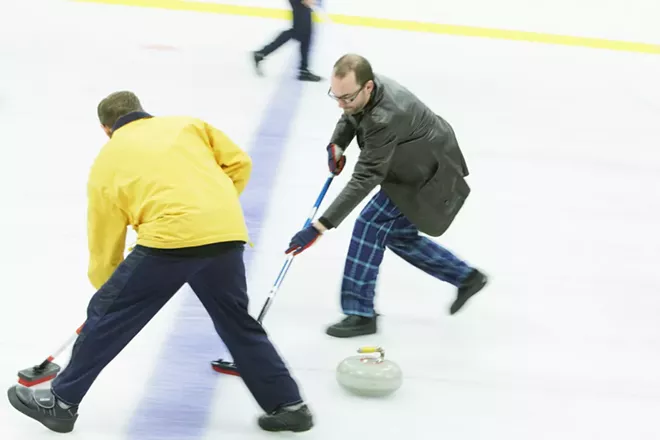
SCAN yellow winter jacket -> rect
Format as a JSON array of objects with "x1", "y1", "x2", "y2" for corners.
[{"x1": 86, "y1": 113, "x2": 252, "y2": 290}]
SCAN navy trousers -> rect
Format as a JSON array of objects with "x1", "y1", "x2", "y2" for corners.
[
  {"x1": 50, "y1": 244, "x2": 302, "y2": 413},
  {"x1": 341, "y1": 191, "x2": 474, "y2": 317},
  {"x1": 259, "y1": 0, "x2": 313, "y2": 70}
]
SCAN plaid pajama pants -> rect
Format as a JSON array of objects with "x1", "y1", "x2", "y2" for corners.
[{"x1": 341, "y1": 190, "x2": 474, "y2": 317}]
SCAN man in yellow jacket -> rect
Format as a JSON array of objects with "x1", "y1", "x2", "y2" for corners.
[{"x1": 7, "y1": 91, "x2": 313, "y2": 434}]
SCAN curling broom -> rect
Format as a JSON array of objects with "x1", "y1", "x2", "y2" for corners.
[
  {"x1": 212, "y1": 173, "x2": 335, "y2": 375},
  {"x1": 17, "y1": 323, "x2": 84, "y2": 387}
]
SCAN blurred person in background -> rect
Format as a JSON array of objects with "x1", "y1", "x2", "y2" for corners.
[{"x1": 252, "y1": 0, "x2": 322, "y2": 81}]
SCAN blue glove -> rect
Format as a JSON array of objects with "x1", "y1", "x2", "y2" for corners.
[
  {"x1": 327, "y1": 143, "x2": 346, "y2": 175},
  {"x1": 286, "y1": 225, "x2": 322, "y2": 255}
]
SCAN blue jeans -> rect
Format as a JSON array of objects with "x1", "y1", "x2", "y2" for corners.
[
  {"x1": 341, "y1": 191, "x2": 474, "y2": 317},
  {"x1": 51, "y1": 244, "x2": 301, "y2": 412}
]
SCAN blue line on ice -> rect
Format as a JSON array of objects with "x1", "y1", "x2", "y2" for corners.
[{"x1": 125, "y1": 64, "x2": 307, "y2": 439}]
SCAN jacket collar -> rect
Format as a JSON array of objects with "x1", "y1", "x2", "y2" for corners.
[
  {"x1": 363, "y1": 74, "x2": 383, "y2": 114},
  {"x1": 111, "y1": 111, "x2": 153, "y2": 133}
]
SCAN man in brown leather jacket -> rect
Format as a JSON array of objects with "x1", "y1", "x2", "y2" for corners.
[{"x1": 286, "y1": 54, "x2": 488, "y2": 338}]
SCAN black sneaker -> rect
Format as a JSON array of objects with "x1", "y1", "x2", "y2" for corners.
[
  {"x1": 298, "y1": 69, "x2": 322, "y2": 82},
  {"x1": 7, "y1": 385, "x2": 79, "y2": 433},
  {"x1": 258, "y1": 403, "x2": 313, "y2": 432},
  {"x1": 450, "y1": 269, "x2": 488, "y2": 315},
  {"x1": 325, "y1": 314, "x2": 377, "y2": 338}
]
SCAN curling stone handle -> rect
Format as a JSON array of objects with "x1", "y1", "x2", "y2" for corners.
[{"x1": 357, "y1": 346, "x2": 385, "y2": 359}]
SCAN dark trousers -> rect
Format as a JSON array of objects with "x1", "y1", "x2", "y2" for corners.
[
  {"x1": 341, "y1": 191, "x2": 474, "y2": 317},
  {"x1": 259, "y1": 0, "x2": 313, "y2": 70},
  {"x1": 50, "y1": 244, "x2": 302, "y2": 413}
]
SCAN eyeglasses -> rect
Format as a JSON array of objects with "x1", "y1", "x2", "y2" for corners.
[{"x1": 327, "y1": 83, "x2": 366, "y2": 104}]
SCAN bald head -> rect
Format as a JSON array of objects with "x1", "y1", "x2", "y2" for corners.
[
  {"x1": 332, "y1": 54, "x2": 374, "y2": 86},
  {"x1": 329, "y1": 54, "x2": 376, "y2": 115}
]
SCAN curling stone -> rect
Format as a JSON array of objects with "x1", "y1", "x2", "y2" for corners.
[{"x1": 336, "y1": 346, "x2": 402, "y2": 397}]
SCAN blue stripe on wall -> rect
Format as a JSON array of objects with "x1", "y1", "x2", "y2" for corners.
[{"x1": 125, "y1": 64, "x2": 306, "y2": 439}]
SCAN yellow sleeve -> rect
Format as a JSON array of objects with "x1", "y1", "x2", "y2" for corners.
[
  {"x1": 86, "y1": 179, "x2": 129, "y2": 290},
  {"x1": 205, "y1": 123, "x2": 252, "y2": 195}
]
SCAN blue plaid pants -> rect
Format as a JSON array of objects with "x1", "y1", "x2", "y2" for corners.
[{"x1": 341, "y1": 190, "x2": 474, "y2": 317}]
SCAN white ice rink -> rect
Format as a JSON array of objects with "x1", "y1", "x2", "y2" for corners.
[{"x1": 1, "y1": 1, "x2": 660, "y2": 439}]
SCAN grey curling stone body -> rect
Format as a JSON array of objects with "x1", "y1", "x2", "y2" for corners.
[{"x1": 336, "y1": 346, "x2": 403, "y2": 397}]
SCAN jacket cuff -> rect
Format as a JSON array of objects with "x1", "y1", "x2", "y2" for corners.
[{"x1": 317, "y1": 216, "x2": 335, "y2": 230}]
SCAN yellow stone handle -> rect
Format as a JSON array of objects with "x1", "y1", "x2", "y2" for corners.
[
  {"x1": 358, "y1": 346, "x2": 382, "y2": 353},
  {"x1": 357, "y1": 346, "x2": 385, "y2": 360}
]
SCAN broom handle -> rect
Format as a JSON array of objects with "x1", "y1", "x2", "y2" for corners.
[
  {"x1": 35, "y1": 324, "x2": 84, "y2": 370},
  {"x1": 256, "y1": 173, "x2": 335, "y2": 323}
]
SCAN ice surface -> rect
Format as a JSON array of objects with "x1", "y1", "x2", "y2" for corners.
[{"x1": 1, "y1": 1, "x2": 660, "y2": 439}]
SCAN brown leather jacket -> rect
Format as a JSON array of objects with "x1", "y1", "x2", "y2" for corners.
[{"x1": 318, "y1": 74, "x2": 470, "y2": 237}]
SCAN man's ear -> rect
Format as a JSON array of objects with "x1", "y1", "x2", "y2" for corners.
[{"x1": 102, "y1": 125, "x2": 112, "y2": 138}]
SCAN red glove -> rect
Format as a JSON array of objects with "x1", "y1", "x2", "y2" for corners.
[{"x1": 327, "y1": 143, "x2": 346, "y2": 175}]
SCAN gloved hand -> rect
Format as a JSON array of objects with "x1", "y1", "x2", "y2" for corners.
[
  {"x1": 286, "y1": 224, "x2": 322, "y2": 255},
  {"x1": 327, "y1": 143, "x2": 346, "y2": 175}
]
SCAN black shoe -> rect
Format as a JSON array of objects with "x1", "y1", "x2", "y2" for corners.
[
  {"x1": 252, "y1": 51, "x2": 265, "y2": 76},
  {"x1": 450, "y1": 269, "x2": 488, "y2": 315},
  {"x1": 258, "y1": 403, "x2": 313, "y2": 432},
  {"x1": 298, "y1": 69, "x2": 322, "y2": 82},
  {"x1": 7, "y1": 385, "x2": 79, "y2": 433},
  {"x1": 326, "y1": 314, "x2": 377, "y2": 338}
]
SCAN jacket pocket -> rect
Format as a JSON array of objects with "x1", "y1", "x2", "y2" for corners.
[{"x1": 416, "y1": 161, "x2": 470, "y2": 236}]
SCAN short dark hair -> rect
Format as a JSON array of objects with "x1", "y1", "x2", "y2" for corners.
[
  {"x1": 97, "y1": 91, "x2": 144, "y2": 128},
  {"x1": 333, "y1": 54, "x2": 374, "y2": 86}
]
